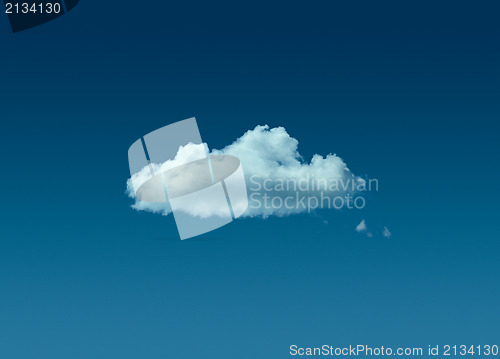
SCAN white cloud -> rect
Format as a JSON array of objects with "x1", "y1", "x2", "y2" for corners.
[
  {"x1": 356, "y1": 219, "x2": 367, "y2": 232},
  {"x1": 383, "y1": 226, "x2": 392, "y2": 238},
  {"x1": 126, "y1": 125, "x2": 366, "y2": 218}
]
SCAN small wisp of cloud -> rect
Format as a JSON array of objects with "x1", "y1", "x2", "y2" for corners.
[
  {"x1": 355, "y1": 219, "x2": 390, "y2": 238},
  {"x1": 356, "y1": 219, "x2": 367, "y2": 232}
]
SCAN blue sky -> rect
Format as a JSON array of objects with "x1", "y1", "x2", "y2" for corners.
[{"x1": 0, "y1": 1, "x2": 499, "y2": 358}]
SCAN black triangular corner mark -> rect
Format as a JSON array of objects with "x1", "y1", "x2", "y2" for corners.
[{"x1": 64, "y1": 0, "x2": 79, "y2": 12}]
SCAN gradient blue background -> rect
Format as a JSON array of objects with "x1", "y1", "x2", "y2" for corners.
[{"x1": 0, "y1": 1, "x2": 499, "y2": 358}]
